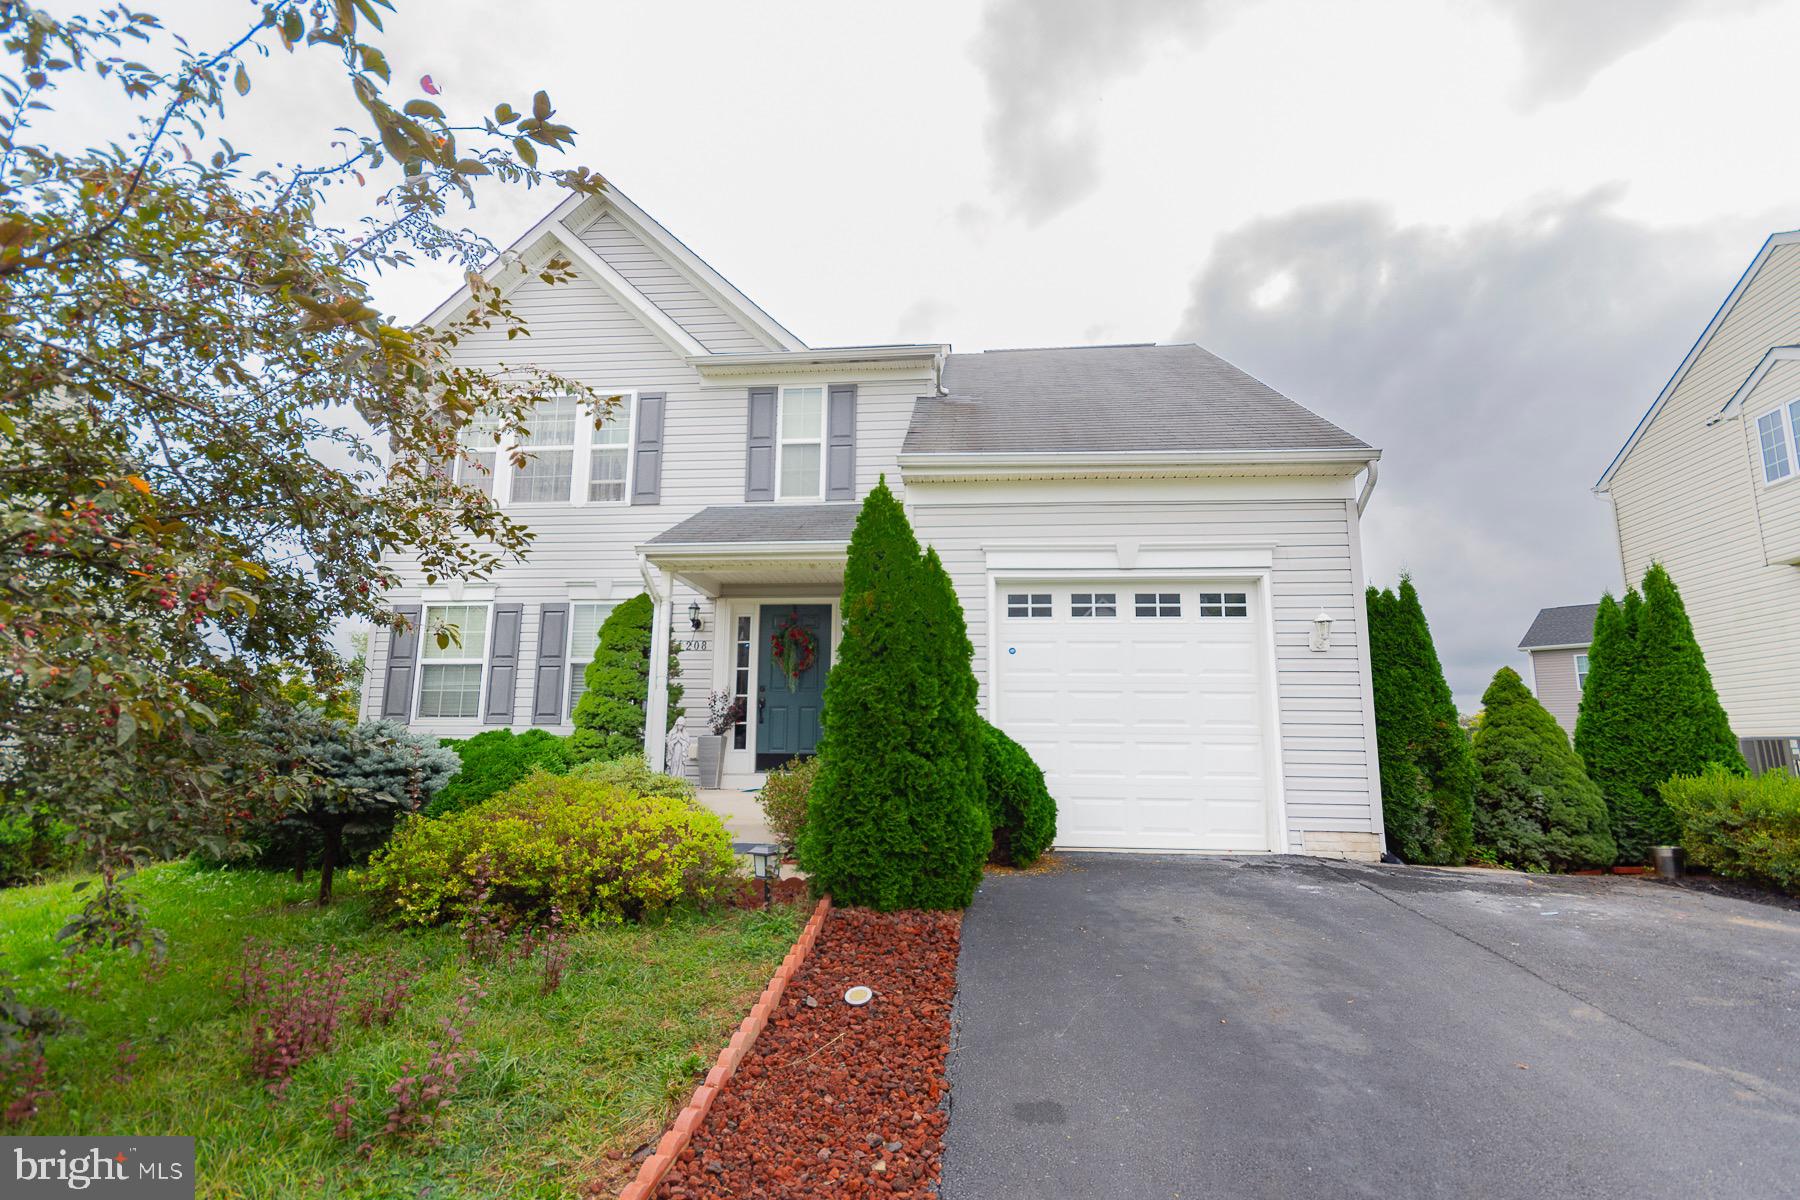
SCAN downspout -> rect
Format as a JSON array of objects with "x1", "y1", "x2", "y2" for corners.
[{"x1": 1355, "y1": 460, "x2": 1380, "y2": 516}]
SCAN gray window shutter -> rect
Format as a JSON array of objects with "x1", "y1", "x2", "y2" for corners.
[
  {"x1": 483, "y1": 602, "x2": 523, "y2": 725},
  {"x1": 380, "y1": 605, "x2": 422, "y2": 723},
  {"x1": 532, "y1": 603, "x2": 570, "y2": 724},
  {"x1": 826, "y1": 383, "x2": 857, "y2": 501},
  {"x1": 745, "y1": 386, "x2": 776, "y2": 502},
  {"x1": 630, "y1": 392, "x2": 666, "y2": 505}
]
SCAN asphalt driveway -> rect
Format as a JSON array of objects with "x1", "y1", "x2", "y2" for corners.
[{"x1": 941, "y1": 854, "x2": 1800, "y2": 1199}]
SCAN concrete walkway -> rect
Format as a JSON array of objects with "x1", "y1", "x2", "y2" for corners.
[
  {"x1": 941, "y1": 854, "x2": 1800, "y2": 1200},
  {"x1": 697, "y1": 787, "x2": 776, "y2": 846}
]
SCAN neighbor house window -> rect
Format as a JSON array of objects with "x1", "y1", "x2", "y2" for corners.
[
  {"x1": 417, "y1": 603, "x2": 489, "y2": 719},
  {"x1": 1135, "y1": 593, "x2": 1181, "y2": 618},
  {"x1": 1575, "y1": 652, "x2": 1591, "y2": 690},
  {"x1": 777, "y1": 386, "x2": 825, "y2": 499},
  {"x1": 566, "y1": 601, "x2": 616, "y2": 714},
  {"x1": 1198, "y1": 592, "x2": 1249, "y2": 618},
  {"x1": 1007, "y1": 593, "x2": 1052, "y2": 618},
  {"x1": 1757, "y1": 409, "x2": 1792, "y2": 484},
  {"x1": 510, "y1": 395, "x2": 580, "y2": 503},
  {"x1": 587, "y1": 399, "x2": 632, "y2": 503},
  {"x1": 454, "y1": 410, "x2": 501, "y2": 496},
  {"x1": 1071, "y1": 592, "x2": 1116, "y2": 618}
]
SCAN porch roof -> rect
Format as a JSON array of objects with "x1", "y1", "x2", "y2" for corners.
[
  {"x1": 639, "y1": 504, "x2": 854, "y2": 596},
  {"x1": 644, "y1": 503, "x2": 858, "y2": 547}
]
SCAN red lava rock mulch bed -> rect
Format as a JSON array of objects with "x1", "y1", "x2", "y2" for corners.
[
  {"x1": 726, "y1": 876, "x2": 810, "y2": 909},
  {"x1": 653, "y1": 907, "x2": 962, "y2": 1199}
]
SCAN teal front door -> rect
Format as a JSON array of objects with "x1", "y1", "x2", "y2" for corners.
[{"x1": 757, "y1": 604, "x2": 831, "y2": 770}]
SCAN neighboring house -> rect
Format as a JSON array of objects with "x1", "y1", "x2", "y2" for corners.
[
  {"x1": 1596, "y1": 229, "x2": 1800, "y2": 776},
  {"x1": 363, "y1": 188, "x2": 1387, "y2": 859},
  {"x1": 1516, "y1": 603, "x2": 1597, "y2": 734}
]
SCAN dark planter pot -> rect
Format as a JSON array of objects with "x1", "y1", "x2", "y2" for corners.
[
  {"x1": 694, "y1": 735, "x2": 725, "y2": 790},
  {"x1": 1651, "y1": 845, "x2": 1687, "y2": 880}
]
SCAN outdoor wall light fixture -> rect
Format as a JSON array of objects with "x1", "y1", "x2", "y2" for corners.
[
  {"x1": 1310, "y1": 609, "x2": 1334, "y2": 653},
  {"x1": 688, "y1": 600, "x2": 702, "y2": 631},
  {"x1": 749, "y1": 843, "x2": 779, "y2": 907}
]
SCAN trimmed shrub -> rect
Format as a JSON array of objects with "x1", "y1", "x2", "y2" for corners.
[
  {"x1": 979, "y1": 718, "x2": 1056, "y2": 867},
  {"x1": 799, "y1": 479, "x2": 990, "y2": 910},
  {"x1": 565, "y1": 753, "x2": 695, "y2": 803},
  {"x1": 1663, "y1": 766, "x2": 1800, "y2": 892},
  {"x1": 1472, "y1": 668, "x2": 1615, "y2": 871},
  {"x1": 759, "y1": 755, "x2": 820, "y2": 852},
  {"x1": 1367, "y1": 576, "x2": 1476, "y2": 863},
  {"x1": 1578, "y1": 566, "x2": 1746, "y2": 862},
  {"x1": 0, "y1": 803, "x2": 79, "y2": 887},
  {"x1": 425, "y1": 729, "x2": 574, "y2": 818},
  {"x1": 569, "y1": 594, "x2": 684, "y2": 763},
  {"x1": 364, "y1": 770, "x2": 736, "y2": 927}
]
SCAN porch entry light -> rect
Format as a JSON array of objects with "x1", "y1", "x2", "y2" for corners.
[
  {"x1": 1310, "y1": 609, "x2": 1333, "y2": 653},
  {"x1": 688, "y1": 599, "x2": 702, "y2": 630},
  {"x1": 748, "y1": 843, "x2": 779, "y2": 906}
]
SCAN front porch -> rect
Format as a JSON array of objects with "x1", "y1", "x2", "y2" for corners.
[{"x1": 638, "y1": 503, "x2": 854, "y2": 784}]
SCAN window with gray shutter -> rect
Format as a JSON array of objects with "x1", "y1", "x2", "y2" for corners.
[
  {"x1": 532, "y1": 603, "x2": 570, "y2": 724},
  {"x1": 826, "y1": 383, "x2": 857, "y2": 500},
  {"x1": 630, "y1": 392, "x2": 666, "y2": 505},
  {"x1": 745, "y1": 386, "x2": 776, "y2": 502},
  {"x1": 483, "y1": 602, "x2": 523, "y2": 724},
  {"x1": 380, "y1": 605, "x2": 422, "y2": 722}
]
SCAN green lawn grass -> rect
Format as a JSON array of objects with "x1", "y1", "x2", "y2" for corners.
[{"x1": 0, "y1": 861, "x2": 802, "y2": 1199}]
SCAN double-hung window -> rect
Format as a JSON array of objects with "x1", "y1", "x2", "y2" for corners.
[
  {"x1": 454, "y1": 410, "x2": 501, "y2": 496},
  {"x1": 1755, "y1": 398, "x2": 1800, "y2": 486},
  {"x1": 566, "y1": 601, "x2": 616, "y2": 714},
  {"x1": 587, "y1": 402, "x2": 632, "y2": 502},
  {"x1": 777, "y1": 386, "x2": 825, "y2": 500},
  {"x1": 510, "y1": 395, "x2": 580, "y2": 503},
  {"x1": 417, "y1": 603, "x2": 489, "y2": 719},
  {"x1": 1575, "y1": 652, "x2": 1591, "y2": 691}
]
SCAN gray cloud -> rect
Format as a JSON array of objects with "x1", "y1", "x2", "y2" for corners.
[
  {"x1": 1492, "y1": 0, "x2": 1774, "y2": 104},
  {"x1": 1175, "y1": 194, "x2": 1764, "y2": 710},
  {"x1": 972, "y1": 0, "x2": 1220, "y2": 223}
]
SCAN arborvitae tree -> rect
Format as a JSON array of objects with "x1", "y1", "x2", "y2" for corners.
[
  {"x1": 1473, "y1": 667, "x2": 1615, "y2": 871},
  {"x1": 1579, "y1": 565, "x2": 1744, "y2": 861},
  {"x1": 569, "y1": 593, "x2": 683, "y2": 762},
  {"x1": 799, "y1": 480, "x2": 989, "y2": 909},
  {"x1": 1367, "y1": 576, "x2": 1476, "y2": 863}
]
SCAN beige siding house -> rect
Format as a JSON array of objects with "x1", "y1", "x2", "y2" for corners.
[
  {"x1": 1517, "y1": 603, "x2": 1596, "y2": 734},
  {"x1": 1596, "y1": 229, "x2": 1800, "y2": 773},
  {"x1": 364, "y1": 190, "x2": 1387, "y2": 859}
]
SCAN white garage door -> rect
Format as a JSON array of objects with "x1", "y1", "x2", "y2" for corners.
[{"x1": 993, "y1": 581, "x2": 1275, "y2": 852}]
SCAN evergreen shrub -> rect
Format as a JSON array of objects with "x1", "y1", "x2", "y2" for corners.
[{"x1": 1472, "y1": 667, "x2": 1615, "y2": 871}]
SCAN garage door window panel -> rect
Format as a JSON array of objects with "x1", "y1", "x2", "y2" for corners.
[
  {"x1": 1007, "y1": 592, "x2": 1052, "y2": 618},
  {"x1": 1198, "y1": 591, "x2": 1249, "y2": 618},
  {"x1": 1071, "y1": 592, "x2": 1116, "y2": 618},
  {"x1": 1135, "y1": 593, "x2": 1181, "y2": 618}
]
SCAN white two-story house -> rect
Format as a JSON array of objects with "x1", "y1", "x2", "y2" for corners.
[
  {"x1": 362, "y1": 188, "x2": 1387, "y2": 859},
  {"x1": 1597, "y1": 228, "x2": 1800, "y2": 775}
]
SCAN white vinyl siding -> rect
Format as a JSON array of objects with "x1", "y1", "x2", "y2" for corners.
[
  {"x1": 418, "y1": 604, "x2": 489, "y2": 719},
  {"x1": 1608, "y1": 239, "x2": 1800, "y2": 737},
  {"x1": 1528, "y1": 648, "x2": 1584, "y2": 736},
  {"x1": 574, "y1": 210, "x2": 774, "y2": 353}
]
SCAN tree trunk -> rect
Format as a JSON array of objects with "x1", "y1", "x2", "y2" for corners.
[{"x1": 318, "y1": 823, "x2": 342, "y2": 907}]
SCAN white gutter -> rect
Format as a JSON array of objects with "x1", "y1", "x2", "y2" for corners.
[{"x1": 1356, "y1": 459, "x2": 1380, "y2": 516}]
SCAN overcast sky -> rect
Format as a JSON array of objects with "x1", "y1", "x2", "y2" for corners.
[{"x1": 88, "y1": 0, "x2": 1800, "y2": 708}]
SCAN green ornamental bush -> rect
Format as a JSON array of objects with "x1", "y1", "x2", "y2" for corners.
[
  {"x1": 1662, "y1": 766, "x2": 1800, "y2": 892},
  {"x1": 798, "y1": 480, "x2": 990, "y2": 910},
  {"x1": 978, "y1": 717, "x2": 1056, "y2": 867},
  {"x1": 566, "y1": 752, "x2": 695, "y2": 802},
  {"x1": 1577, "y1": 565, "x2": 1746, "y2": 862},
  {"x1": 0, "y1": 802, "x2": 79, "y2": 887},
  {"x1": 364, "y1": 769, "x2": 736, "y2": 927},
  {"x1": 1471, "y1": 667, "x2": 1615, "y2": 871},
  {"x1": 758, "y1": 755, "x2": 820, "y2": 852},
  {"x1": 1366, "y1": 576, "x2": 1476, "y2": 864},
  {"x1": 569, "y1": 593, "x2": 684, "y2": 763},
  {"x1": 425, "y1": 728, "x2": 574, "y2": 818}
]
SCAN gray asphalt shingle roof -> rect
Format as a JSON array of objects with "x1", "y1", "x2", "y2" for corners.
[
  {"x1": 902, "y1": 343, "x2": 1371, "y2": 456},
  {"x1": 1518, "y1": 603, "x2": 1599, "y2": 649},
  {"x1": 645, "y1": 503, "x2": 857, "y2": 546}
]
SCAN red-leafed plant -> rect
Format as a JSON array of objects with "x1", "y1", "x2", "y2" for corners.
[{"x1": 237, "y1": 941, "x2": 349, "y2": 1096}]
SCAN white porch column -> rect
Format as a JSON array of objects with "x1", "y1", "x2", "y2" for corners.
[{"x1": 644, "y1": 565, "x2": 676, "y2": 771}]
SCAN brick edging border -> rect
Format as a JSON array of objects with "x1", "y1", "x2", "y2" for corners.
[{"x1": 618, "y1": 894, "x2": 834, "y2": 1200}]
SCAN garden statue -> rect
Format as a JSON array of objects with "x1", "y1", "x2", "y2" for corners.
[{"x1": 665, "y1": 715, "x2": 692, "y2": 777}]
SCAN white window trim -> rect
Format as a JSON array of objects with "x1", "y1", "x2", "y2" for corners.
[
  {"x1": 490, "y1": 392, "x2": 637, "y2": 508},
  {"x1": 775, "y1": 384, "x2": 826, "y2": 502},
  {"x1": 414, "y1": 601, "x2": 495, "y2": 720}
]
